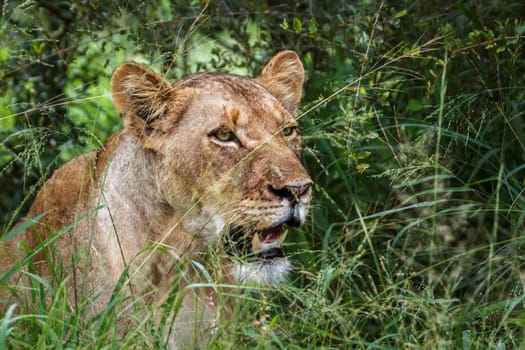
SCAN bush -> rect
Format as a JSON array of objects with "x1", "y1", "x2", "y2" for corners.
[{"x1": 1, "y1": 1, "x2": 524, "y2": 348}]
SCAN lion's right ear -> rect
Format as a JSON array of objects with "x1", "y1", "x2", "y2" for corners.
[
  {"x1": 257, "y1": 50, "x2": 304, "y2": 115},
  {"x1": 111, "y1": 62, "x2": 188, "y2": 146}
]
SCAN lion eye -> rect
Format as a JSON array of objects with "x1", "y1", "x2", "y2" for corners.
[
  {"x1": 211, "y1": 128, "x2": 237, "y2": 143},
  {"x1": 282, "y1": 126, "x2": 298, "y2": 138}
]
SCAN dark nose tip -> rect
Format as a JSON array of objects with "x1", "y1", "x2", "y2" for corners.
[{"x1": 268, "y1": 182, "x2": 312, "y2": 202}]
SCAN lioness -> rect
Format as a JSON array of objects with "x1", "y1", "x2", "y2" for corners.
[{"x1": 0, "y1": 50, "x2": 312, "y2": 346}]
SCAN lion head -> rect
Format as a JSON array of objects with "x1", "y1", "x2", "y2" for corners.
[{"x1": 110, "y1": 51, "x2": 312, "y2": 284}]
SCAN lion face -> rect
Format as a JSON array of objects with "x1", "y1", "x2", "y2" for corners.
[{"x1": 111, "y1": 51, "x2": 311, "y2": 283}]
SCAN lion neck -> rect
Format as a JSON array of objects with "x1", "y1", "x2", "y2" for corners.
[{"x1": 97, "y1": 132, "x2": 204, "y2": 263}]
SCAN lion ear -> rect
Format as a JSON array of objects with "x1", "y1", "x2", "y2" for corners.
[
  {"x1": 257, "y1": 50, "x2": 304, "y2": 115},
  {"x1": 111, "y1": 62, "x2": 188, "y2": 144}
]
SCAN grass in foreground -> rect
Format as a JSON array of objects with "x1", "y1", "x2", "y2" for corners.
[{"x1": 2, "y1": 1, "x2": 525, "y2": 348}]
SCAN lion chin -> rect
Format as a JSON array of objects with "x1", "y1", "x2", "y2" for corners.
[{"x1": 232, "y1": 259, "x2": 292, "y2": 284}]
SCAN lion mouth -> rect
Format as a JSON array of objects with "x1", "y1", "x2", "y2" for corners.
[{"x1": 225, "y1": 224, "x2": 289, "y2": 261}]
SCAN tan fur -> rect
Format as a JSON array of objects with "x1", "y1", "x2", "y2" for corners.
[{"x1": 0, "y1": 51, "x2": 312, "y2": 347}]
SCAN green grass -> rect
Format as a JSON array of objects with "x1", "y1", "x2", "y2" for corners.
[
  {"x1": 2, "y1": 83, "x2": 523, "y2": 349},
  {"x1": 2, "y1": 1, "x2": 525, "y2": 349}
]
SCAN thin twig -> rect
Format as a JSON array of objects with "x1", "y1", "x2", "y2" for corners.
[{"x1": 351, "y1": 0, "x2": 384, "y2": 123}]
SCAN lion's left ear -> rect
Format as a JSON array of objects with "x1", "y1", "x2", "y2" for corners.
[
  {"x1": 257, "y1": 50, "x2": 304, "y2": 115},
  {"x1": 111, "y1": 62, "x2": 189, "y2": 147}
]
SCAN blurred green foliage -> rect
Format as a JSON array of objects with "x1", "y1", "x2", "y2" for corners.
[{"x1": 1, "y1": 0, "x2": 525, "y2": 347}]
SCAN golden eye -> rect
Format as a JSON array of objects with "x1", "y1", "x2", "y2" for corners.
[
  {"x1": 211, "y1": 128, "x2": 237, "y2": 143},
  {"x1": 282, "y1": 126, "x2": 298, "y2": 137}
]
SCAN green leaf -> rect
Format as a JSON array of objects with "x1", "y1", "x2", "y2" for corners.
[
  {"x1": 393, "y1": 9, "x2": 407, "y2": 19},
  {"x1": 280, "y1": 18, "x2": 289, "y2": 31},
  {"x1": 0, "y1": 47, "x2": 8, "y2": 63},
  {"x1": 293, "y1": 17, "x2": 302, "y2": 33},
  {"x1": 0, "y1": 304, "x2": 17, "y2": 349},
  {"x1": 1, "y1": 212, "x2": 47, "y2": 242},
  {"x1": 354, "y1": 151, "x2": 371, "y2": 160},
  {"x1": 308, "y1": 18, "x2": 317, "y2": 35},
  {"x1": 32, "y1": 42, "x2": 45, "y2": 56},
  {"x1": 496, "y1": 45, "x2": 506, "y2": 53}
]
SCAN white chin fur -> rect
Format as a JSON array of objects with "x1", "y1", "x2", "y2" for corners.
[{"x1": 232, "y1": 259, "x2": 291, "y2": 284}]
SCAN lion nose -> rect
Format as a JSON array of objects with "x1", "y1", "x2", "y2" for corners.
[{"x1": 268, "y1": 181, "x2": 312, "y2": 203}]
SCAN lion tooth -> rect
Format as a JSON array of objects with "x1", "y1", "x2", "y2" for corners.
[
  {"x1": 278, "y1": 230, "x2": 288, "y2": 245},
  {"x1": 252, "y1": 233, "x2": 262, "y2": 252}
]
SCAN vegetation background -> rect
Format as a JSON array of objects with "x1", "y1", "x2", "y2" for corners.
[{"x1": 1, "y1": 0, "x2": 525, "y2": 348}]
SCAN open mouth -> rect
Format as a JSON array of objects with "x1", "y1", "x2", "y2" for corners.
[{"x1": 225, "y1": 223, "x2": 290, "y2": 262}]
